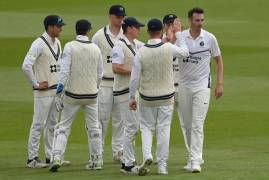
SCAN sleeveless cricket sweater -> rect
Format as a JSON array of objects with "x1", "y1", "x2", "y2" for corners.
[
  {"x1": 138, "y1": 42, "x2": 175, "y2": 107},
  {"x1": 64, "y1": 40, "x2": 100, "y2": 105}
]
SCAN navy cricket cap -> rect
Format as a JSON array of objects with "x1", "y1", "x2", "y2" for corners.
[
  {"x1": 109, "y1": 5, "x2": 126, "y2": 16},
  {"x1": 75, "y1": 19, "x2": 92, "y2": 35},
  {"x1": 44, "y1": 15, "x2": 66, "y2": 28},
  {"x1": 163, "y1": 14, "x2": 177, "y2": 24},
  {"x1": 122, "y1": 17, "x2": 145, "y2": 28},
  {"x1": 147, "y1": 18, "x2": 163, "y2": 32}
]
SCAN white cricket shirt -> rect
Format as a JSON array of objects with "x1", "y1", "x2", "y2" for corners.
[{"x1": 180, "y1": 29, "x2": 221, "y2": 88}]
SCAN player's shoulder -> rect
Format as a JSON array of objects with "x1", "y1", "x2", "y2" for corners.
[
  {"x1": 28, "y1": 36, "x2": 45, "y2": 51},
  {"x1": 92, "y1": 26, "x2": 107, "y2": 44},
  {"x1": 31, "y1": 36, "x2": 44, "y2": 46},
  {"x1": 181, "y1": 29, "x2": 190, "y2": 37},
  {"x1": 202, "y1": 29, "x2": 217, "y2": 40},
  {"x1": 134, "y1": 39, "x2": 145, "y2": 48},
  {"x1": 92, "y1": 27, "x2": 106, "y2": 38},
  {"x1": 90, "y1": 41, "x2": 100, "y2": 48},
  {"x1": 64, "y1": 41, "x2": 73, "y2": 47},
  {"x1": 89, "y1": 42, "x2": 101, "y2": 53}
]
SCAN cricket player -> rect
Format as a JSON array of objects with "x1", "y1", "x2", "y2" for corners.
[
  {"x1": 22, "y1": 15, "x2": 66, "y2": 168},
  {"x1": 49, "y1": 19, "x2": 103, "y2": 172},
  {"x1": 178, "y1": 7, "x2": 224, "y2": 173},
  {"x1": 111, "y1": 17, "x2": 144, "y2": 173},
  {"x1": 91, "y1": 4, "x2": 126, "y2": 162},
  {"x1": 163, "y1": 14, "x2": 180, "y2": 108},
  {"x1": 129, "y1": 18, "x2": 189, "y2": 175}
]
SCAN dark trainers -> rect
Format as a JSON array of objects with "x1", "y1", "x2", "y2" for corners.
[{"x1": 26, "y1": 157, "x2": 48, "y2": 168}]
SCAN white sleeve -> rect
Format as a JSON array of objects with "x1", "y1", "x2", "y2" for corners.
[
  {"x1": 210, "y1": 34, "x2": 221, "y2": 57},
  {"x1": 97, "y1": 51, "x2": 104, "y2": 88},
  {"x1": 22, "y1": 39, "x2": 42, "y2": 87},
  {"x1": 171, "y1": 32, "x2": 189, "y2": 58},
  {"x1": 111, "y1": 43, "x2": 124, "y2": 64},
  {"x1": 58, "y1": 43, "x2": 72, "y2": 85},
  {"x1": 129, "y1": 52, "x2": 142, "y2": 99},
  {"x1": 97, "y1": 52, "x2": 104, "y2": 79}
]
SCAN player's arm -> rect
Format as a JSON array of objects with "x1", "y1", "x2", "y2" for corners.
[
  {"x1": 112, "y1": 44, "x2": 131, "y2": 75},
  {"x1": 215, "y1": 55, "x2": 223, "y2": 99},
  {"x1": 22, "y1": 40, "x2": 48, "y2": 90},
  {"x1": 56, "y1": 43, "x2": 72, "y2": 94},
  {"x1": 211, "y1": 34, "x2": 223, "y2": 99},
  {"x1": 170, "y1": 19, "x2": 189, "y2": 58},
  {"x1": 54, "y1": 43, "x2": 72, "y2": 112},
  {"x1": 129, "y1": 52, "x2": 142, "y2": 110},
  {"x1": 97, "y1": 51, "x2": 104, "y2": 88},
  {"x1": 163, "y1": 24, "x2": 176, "y2": 43}
]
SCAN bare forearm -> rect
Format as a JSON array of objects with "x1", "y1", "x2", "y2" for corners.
[
  {"x1": 112, "y1": 64, "x2": 131, "y2": 75},
  {"x1": 215, "y1": 56, "x2": 223, "y2": 85},
  {"x1": 214, "y1": 56, "x2": 224, "y2": 99}
]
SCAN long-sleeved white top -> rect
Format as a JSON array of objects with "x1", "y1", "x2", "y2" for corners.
[
  {"x1": 58, "y1": 35, "x2": 104, "y2": 86},
  {"x1": 129, "y1": 32, "x2": 189, "y2": 99},
  {"x1": 22, "y1": 31, "x2": 61, "y2": 88}
]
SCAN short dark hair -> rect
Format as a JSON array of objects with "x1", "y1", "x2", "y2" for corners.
[
  {"x1": 188, "y1": 7, "x2": 204, "y2": 18},
  {"x1": 75, "y1": 19, "x2": 91, "y2": 35},
  {"x1": 122, "y1": 23, "x2": 128, "y2": 34}
]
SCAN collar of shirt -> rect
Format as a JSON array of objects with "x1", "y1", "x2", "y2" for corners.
[
  {"x1": 76, "y1": 35, "x2": 90, "y2": 41},
  {"x1": 122, "y1": 35, "x2": 139, "y2": 51},
  {"x1": 42, "y1": 31, "x2": 57, "y2": 46},
  {"x1": 122, "y1": 35, "x2": 137, "y2": 46},
  {"x1": 106, "y1": 25, "x2": 123, "y2": 39},
  {"x1": 186, "y1": 28, "x2": 205, "y2": 40},
  {"x1": 147, "y1": 38, "x2": 162, "y2": 45}
]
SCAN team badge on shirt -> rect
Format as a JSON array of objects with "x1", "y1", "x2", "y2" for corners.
[{"x1": 200, "y1": 41, "x2": 204, "y2": 46}]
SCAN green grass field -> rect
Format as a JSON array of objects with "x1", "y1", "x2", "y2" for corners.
[{"x1": 1, "y1": 0, "x2": 269, "y2": 179}]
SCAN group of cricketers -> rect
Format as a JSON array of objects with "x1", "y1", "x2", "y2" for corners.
[{"x1": 22, "y1": 4, "x2": 223, "y2": 176}]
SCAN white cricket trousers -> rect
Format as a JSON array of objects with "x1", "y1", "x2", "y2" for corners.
[
  {"x1": 177, "y1": 85, "x2": 210, "y2": 165},
  {"x1": 120, "y1": 101, "x2": 139, "y2": 166},
  {"x1": 52, "y1": 102, "x2": 102, "y2": 161},
  {"x1": 139, "y1": 105, "x2": 173, "y2": 163},
  {"x1": 28, "y1": 96, "x2": 57, "y2": 160},
  {"x1": 97, "y1": 86, "x2": 123, "y2": 156}
]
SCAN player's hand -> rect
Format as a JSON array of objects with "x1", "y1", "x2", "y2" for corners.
[
  {"x1": 55, "y1": 96, "x2": 64, "y2": 112},
  {"x1": 215, "y1": 84, "x2": 223, "y2": 99},
  {"x1": 166, "y1": 25, "x2": 175, "y2": 43},
  {"x1": 129, "y1": 99, "x2": 137, "y2": 110},
  {"x1": 38, "y1": 81, "x2": 48, "y2": 90},
  {"x1": 172, "y1": 18, "x2": 182, "y2": 33}
]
